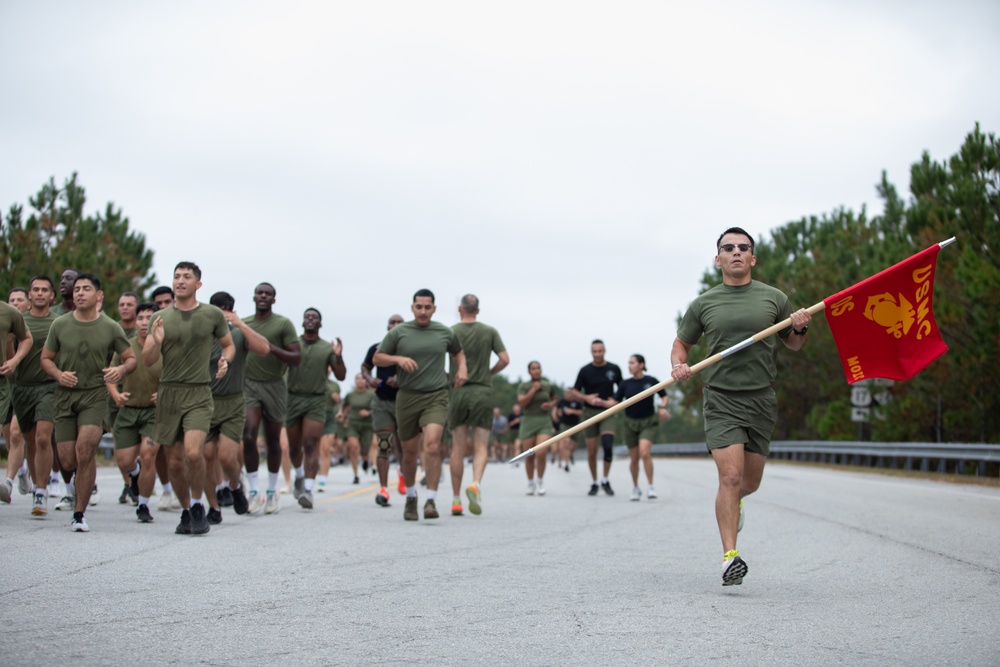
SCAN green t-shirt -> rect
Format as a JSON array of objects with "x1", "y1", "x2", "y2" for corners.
[
  {"x1": 451, "y1": 321, "x2": 505, "y2": 387},
  {"x1": 210, "y1": 326, "x2": 248, "y2": 397},
  {"x1": 118, "y1": 336, "x2": 161, "y2": 407},
  {"x1": 287, "y1": 336, "x2": 338, "y2": 395},
  {"x1": 343, "y1": 389, "x2": 374, "y2": 426},
  {"x1": 326, "y1": 380, "x2": 341, "y2": 413},
  {"x1": 378, "y1": 320, "x2": 462, "y2": 393},
  {"x1": 676, "y1": 280, "x2": 792, "y2": 391},
  {"x1": 14, "y1": 311, "x2": 58, "y2": 386},
  {"x1": 243, "y1": 313, "x2": 298, "y2": 382},
  {"x1": 517, "y1": 379, "x2": 556, "y2": 418},
  {"x1": 44, "y1": 313, "x2": 131, "y2": 390},
  {"x1": 150, "y1": 304, "x2": 229, "y2": 386},
  {"x1": 50, "y1": 303, "x2": 71, "y2": 317},
  {"x1": 1, "y1": 302, "x2": 29, "y2": 368}
]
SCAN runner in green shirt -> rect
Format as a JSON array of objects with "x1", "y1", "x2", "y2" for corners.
[
  {"x1": 447, "y1": 294, "x2": 508, "y2": 517},
  {"x1": 285, "y1": 307, "x2": 345, "y2": 510},
  {"x1": 0, "y1": 292, "x2": 33, "y2": 506},
  {"x1": 241, "y1": 282, "x2": 301, "y2": 514},
  {"x1": 142, "y1": 262, "x2": 234, "y2": 536},
  {"x1": 374, "y1": 288, "x2": 467, "y2": 521},
  {"x1": 517, "y1": 361, "x2": 558, "y2": 496},
  {"x1": 342, "y1": 373, "x2": 375, "y2": 486},
  {"x1": 671, "y1": 227, "x2": 813, "y2": 587},
  {"x1": 41, "y1": 273, "x2": 135, "y2": 532}
]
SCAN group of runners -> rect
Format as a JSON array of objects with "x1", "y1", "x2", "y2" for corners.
[{"x1": 1, "y1": 226, "x2": 812, "y2": 586}]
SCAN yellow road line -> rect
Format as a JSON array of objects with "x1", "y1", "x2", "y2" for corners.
[{"x1": 317, "y1": 484, "x2": 380, "y2": 506}]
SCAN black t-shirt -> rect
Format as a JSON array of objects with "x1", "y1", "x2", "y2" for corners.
[
  {"x1": 615, "y1": 375, "x2": 666, "y2": 419},
  {"x1": 557, "y1": 398, "x2": 583, "y2": 427},
  {"x1": 574, "y1": 362, "x2": 623, "y2": 402},
  {"x1": 507, "y1": 411, "x2": 522, "y2": 430},
  {"x1": 364, "y1": 342, "x2": 399, "y2": 401}
]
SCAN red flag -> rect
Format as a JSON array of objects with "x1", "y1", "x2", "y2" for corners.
[{"x1": 823, "y1": 244, "x2": 948, "y2": 384}]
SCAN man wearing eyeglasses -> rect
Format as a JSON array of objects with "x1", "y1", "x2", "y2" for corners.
[{"x1": 671, "y1": 227, "x2": 812, "y2": 587}]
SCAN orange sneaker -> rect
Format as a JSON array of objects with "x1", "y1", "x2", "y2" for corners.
[
  {"x1": 451, "y1": 498, "x2": 463, "y2": 516},
  {"x1": 397, "y1": 471, "x2": 407, "y2": 496},
  {"x1": 375, "y1": 487, "x2": 390, "y2": 507}
]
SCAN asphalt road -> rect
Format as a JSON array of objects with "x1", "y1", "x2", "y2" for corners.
[{"x1": 1, "y1": 456, "x2": 998, "y2": 666}]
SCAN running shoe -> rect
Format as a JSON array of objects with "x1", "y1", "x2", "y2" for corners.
[
  {"x1": 0, "y1": 479, "x2": 12, "y2": 504},
  {"x1": 136, "y1": 504, "x2": 154, "y2": 523},
  {"x1": 247, "y1": 490, "x2": 265, "y2": 515},
  {"x1": 587, "y1": 483, "x2": 599, "y2": 496},
  {"x1": 647, "y1": 486, "x2": 658, "y2": 499},
  {"x1": 47, "y1": 480, "x2": 61, "y2": 499},
  {"x1": 71, "y1": 512, "x2": 89, "y2": 532},
  {"x1": 126, "y1": 484, "x2": 138, "y2": 506},
  {"x1": 175, "y1": 509, "x2": 192, "y2": 535},
  {"x1": 419, "y1": 475, "x2": 426, "y2": 487},
  {"x1": 118, "y1": 485, "x2": 129, "y2": 504},
  {"x1": 317, "y1": 479, "x2": 326, "y2": 493},
  {"x1": 466, "y1": 483, "x2": 482, "y2": 516},
  {"x1": 264, "y1": 490, "x2": 280, "y2": 514},
  {"x1": 722, "y1": 550, "x2": 747, "y2": 586},
  {"x1": 601, "y1": 481, "x2": 615, "y2": 496},
  {"x1": 231, "y1": 485, "x2": 249, "y2": 515},
  {"x1": 451, "y1": 497, "x2": 463, "y2": 516},
  {"x1": 375, "y1": 488, "x2": 390, "y2": 507},
  {"x1": 397, "y1": 472, "x2": 407, "y2": 496},
  {"x1": 89, "y1": 484, "x2": 100, "y2": 506},
  {"x1": 737, "y1": 499, "x2": 745, "y2": 533},
  {"x1": 403, "y1": 496, "x2": 418, "y2": 521},
  {"x1": 207, "y1": 507, "x2": 223, "y2": 525},
  {"x1": 55, "y1": 495, "x2": 75, "y2": 511},
  {"x1": 32, "y1": 493, "x2": 48, "y2": 517},
  {"x1": 423, "y1": 499, "x2": 439, "y2": 519},
  {"x1": 298, "y1": 489, "x2": 314, "y2": 510},
  {"x1": 293, "y1": 476, "x2": 305, "y2": 500},
  {"x1": 16, "y1": 467, "x2": 32, "y2": 495},
  {"x1": 190, "y1": 504, "x2": 210, "y2": 534},
  {"x1": 352, "y1": 476, "x2": 360, "y2": 485},
  {"x1": 630, "y1": 487, "x2": 641, "y2": 501},
  {"x1": 537, "y1": 481, "x2": 546, "y2": 496},
  {"x1": 362, "y1": 460, "x2": 369, "y2": 473},
  {"x1": 130, "y1": 465, "x2": 141, "y2": 500},
  {"x1": 158, "y1": 491, "x2": 173, "y2": 511},
  {"x1": 526, "y1": 481, "x2": 537, "y2": 496},
  {"x1": 564, "y1": 464, "x2": 570, "y2": 473},
  {"x1": 219, "y1": 486, "x2": 234, "y2": 507}
]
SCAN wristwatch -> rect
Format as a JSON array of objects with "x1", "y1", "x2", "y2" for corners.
[{"x1": 792, "y1": 325, "x2": 809, "y2": 336}]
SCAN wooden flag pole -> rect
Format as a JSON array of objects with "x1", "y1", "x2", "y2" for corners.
[{"x1": 508, "y1": 301, "x2": 828, "y2": 465}]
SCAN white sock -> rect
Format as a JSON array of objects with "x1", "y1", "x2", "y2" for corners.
[
  {"x1": 19, "y1": 460, "x2": 28, "y2": 474},
  {"x1": 4, "y1": 477, "x2": 13, "y2": 486},
  {"x1": 295, "y1": 465, "x2": 305, "y2": 479},
  {"x1": 316, "y1": 475, "x2": 327, "y2": 485},
  {"x1": 600, "y1": 477, "x2": 609, "y2": 484},
  {"x1": 190, "y1": 495, "x2": 203, "y2": 508},
  {"x1": 304, "y1": 478, "x2": 314, "y2": 492},
  {"x1": 527, "y1": 476, "x2": 535, "y2": 483},
  {"x1": 67, "y1": 481, "x2": 76, "y2": 497},
  {"x1": 426, "y1": 489, "x2": 436, "y2": 501},
  {"x1": 247, "y1": 471, "x2": 259, "y2": 492},
  {"x1": 49, "y1": 472, "x2": 60, "y2": 484},
  {"x1": 139, "y1": 495, "x2": 150, "y2": 505},
  {"x1": 162, "y1": 482, "x2": 173, "y2": 495},
  {"x1": 406, "y1": 487, "x2": 417, "y2": 499},
  {"x1": 129, "y1": 463, "x2": 140, "y2": 477},
  {"x1": 267, "y1": 472, "x2": 279, "y2": 491}
]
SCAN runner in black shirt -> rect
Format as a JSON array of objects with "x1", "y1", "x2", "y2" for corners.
[
  {"x1": 608, "y1": 354, "x2": 669, "y2": 501},
  {"x1": 568, "y1": 339, "x2": 622, "y2": 495},
  {"x1": 361, "y1": 314, "x2": 406, "y2": 505}
]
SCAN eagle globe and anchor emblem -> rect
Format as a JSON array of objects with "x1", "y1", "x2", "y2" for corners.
[{"x1": 863, "y1": 292, "x2": 916, "y2": 338}]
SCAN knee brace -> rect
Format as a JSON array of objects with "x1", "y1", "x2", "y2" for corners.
[
  {"x1": 601, "y1": 433, "x2": 614, "y2": 463},
  {"x1": 376, "y1": 432, "x2": 393, "y2": 459}
]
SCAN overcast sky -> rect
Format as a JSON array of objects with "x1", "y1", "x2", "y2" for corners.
[{"x1": 2, "y1": 1, "x2": 998, "y2": 388}]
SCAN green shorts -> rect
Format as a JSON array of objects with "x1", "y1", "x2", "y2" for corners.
[
  {"x1": 501, "y1": 423, "x2": 518, "y2": 444},
  {"x1": 154, "y1": 384, "x2": 214, "y2": 446},
  {"x1": 114, "y1": 405, "x2": 156, "y2": 449},
  {"x1": 519, "y1": 414, "x2": 554, "y2": 440},
  {"x1": 581, "y1": 405, "x2": 615, "y2": 438},
  {"x1": 322, "y1": 410, "x2": 338, "y2": 436},
  {"x1": 107, "y1": 394, "x2": 121, "y2": 440},
  {"x1": 285, "y1": 393, "x2": 327, "y2": 427},
  {"x1": 447, "y1": 384, "x2": 493, "y2": 430},
  {"x1": 558, "y1": 422, "x2": 583, "y2": 446},
  {"x1": 244, "y1": 378, "x2": 287, "y2": 423},
  {"x1": 395, "y1": 388, "x2": 449, "y2": 441},
  {"x1": 623, "y1": 415, "x2": 659, "y2": 448},
  {"x1": 703, "y1": 386, "x2": 777, "y2": 456},
  {"x1": 334, "y1": 419, "x2": 347, "y2": 439},
  {"x1": 53, "y1": 386, "x2": 108, "y2": 443},
  {"x1": 348, "y1": 420, "x2": 374, "y2": 455},
  {"x1": 0, "y1": 380, "x2": 12, "y2": 425},
  {"x1": 12, "y1": 383, "x2": 55, "y2": 433},
  {"x1": 372, "y1": 396, "x2": 396, "y2": 432},
  {"x1": 209, "y1": 393, "x2": 246, "y2": 443}
]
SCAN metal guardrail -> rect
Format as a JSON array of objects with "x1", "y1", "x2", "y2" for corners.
[{"x1": 613, "y1": 441, "x2": 1000, "y2": 477}]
